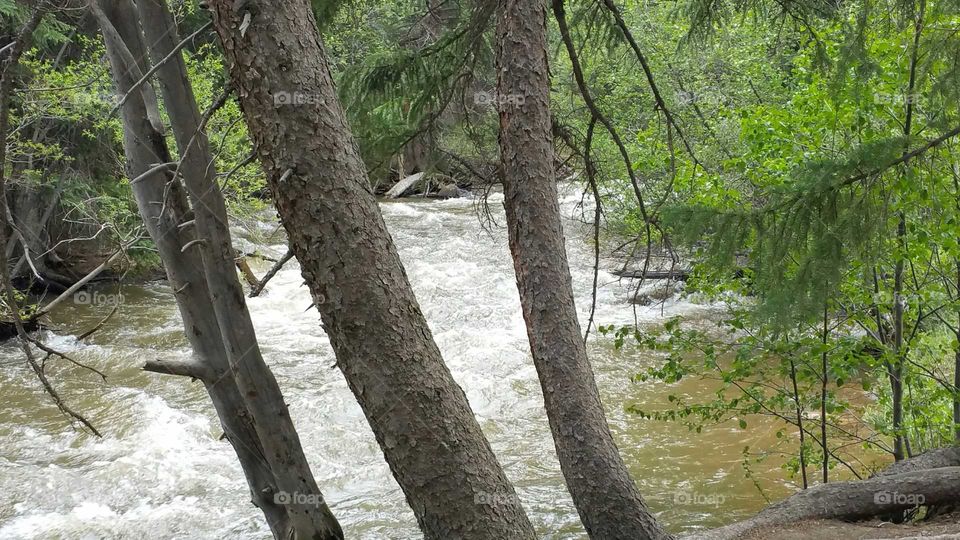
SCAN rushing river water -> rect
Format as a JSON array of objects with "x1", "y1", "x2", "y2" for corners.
[{"x1": 0, "y1": 190, "x2": 800, "y2": 539}]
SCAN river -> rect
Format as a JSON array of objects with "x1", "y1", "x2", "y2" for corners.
[{"x1": 0, "y1": 190, "x2": 798, "y2": 539}]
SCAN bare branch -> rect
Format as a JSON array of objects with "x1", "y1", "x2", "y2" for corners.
[
  {"x1": 249, "y1": 249, "x2": 293, "y2": 297},
  {"x1": 109, "y1": 21, "x2": 212, "y2": 115},
  {"x1": 143, "y1": 358, "x2": 212, "y2": 381}
]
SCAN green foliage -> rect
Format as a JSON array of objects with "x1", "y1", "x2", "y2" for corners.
[
  {"x1": 12, "y1": 36, "x2": 141, "y2": 248},
  {"x1": 180, "y1": 43, "x2": 265, "y2": 213},
  {"x1": 331, "y1": 1, "x2": 496, "y2": 179},
  {"x1": 579, "y1": 0, "x2": 960, "y2": 481},
  {"x1": 5, "y1": 7, "x2": 269, "y2": 274},
  {"x1": 1, "y1": 0, "x2": 72, "y2": 47}
]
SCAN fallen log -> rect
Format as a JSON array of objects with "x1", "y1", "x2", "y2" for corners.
[
  {"x1": 613, "y1": 268, "x2": 748, "y2": 281},
  {"x1": 613, "y1": 268, "x2": 692, "y2": 280},
  {"x1": 384, "y1": 172, "x2": 426, "y2": 199},
  {"x1": 873, "y1": 447, "x2": 960, "y2": 521},
  {"x1": 689, "y1": 466, "x2": 960, "y2": 539},
  {"x1": 33, "y1": 245, "x2": 130, "y2": 319},
  {"x1": 874, "y1": 447, "x2": 960, "y2": 477}
]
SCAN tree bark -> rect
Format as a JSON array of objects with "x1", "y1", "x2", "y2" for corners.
[
  {"x1": 496, "y1": 1, "x2": 670, "y2": 538},
  {"x1": 955, "y1": 335, "x2": 959, "y2": 442},
  {"x1": 94, "y1": 2, "x2": 341, "y2": 537},
  {"x1": 820, "y1": 305, "x2": 829, "y2": 483},
  {"x1": 692, "y1": 467, "x2": 960, "y2": 540},
  {"x1": 132, "y1": 1, "x2": 343, "y2": 537},
  {"x1": 873, "y1": 447, "x2": 960, "y2": 477},
  {"x1": 204, "y1": 1, "x2": 536, "y2": 538}
]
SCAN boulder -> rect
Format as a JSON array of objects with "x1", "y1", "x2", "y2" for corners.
[{"x1": 436, "y1": 184, "x2": 460, "y2": 199}]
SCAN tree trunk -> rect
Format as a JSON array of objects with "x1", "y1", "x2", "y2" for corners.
[
  {"x1": 693, "y1": 467, "x2": 960, "y2": 540},
  {"x1": 892, "y1": 214, "x2": 907, "y2": 461},
  {"x1": 204, "y1": 2, "x2": 536, "y2": 538},
  {"x1": 133, "y1": 1, "x2": 344, "y2": 537},
  {"x1": 496, "y1": 1, "x2": 670, "y2": 538},
  {"x1": 820, "y1": 305, "x2": 829, "y2": 483},
  {"x1": 953, "y1": 180, "x2": 960, "y2": 443},
  {"x1": 788, "y1": 359, "x2": 808, "y2": 489},
  {"x1": 94, "y1": 2, "x2": 341, "y2": 537},
  {"x1": 955, "y1": 334, "x2": 960, "y2": 442}
]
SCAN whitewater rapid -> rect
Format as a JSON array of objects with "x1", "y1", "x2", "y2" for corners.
[{"x1": 0, "y1": 190, "x2": 781, "y2": 539}]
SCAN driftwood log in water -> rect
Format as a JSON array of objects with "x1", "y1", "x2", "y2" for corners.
[
  {"x1": 613, "y1": 268, "x2": 692, "y2": 280},
  {"x1": 234, "y1": 254, "x2": 260, "y2": 289},
  {"x1": 385, "y1": 172, "x2": 426, "y2": 198},
  {"x1": 613, "y1": 268, "x2": 750, "y2": 281}
]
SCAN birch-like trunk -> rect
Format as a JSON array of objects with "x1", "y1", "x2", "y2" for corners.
[{"x1": 94, "y1": 2, "x2": 341, "y2": 537}]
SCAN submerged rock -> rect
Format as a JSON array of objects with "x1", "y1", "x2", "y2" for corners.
[
  {"x1": 630, "y1": 280, "x2": 684, "y2": 305},
  {"x1": 436, "y1": 184, "x2": 461, "y2": 199}
]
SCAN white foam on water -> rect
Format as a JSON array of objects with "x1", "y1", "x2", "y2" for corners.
[{"x1": 0, "y1": 190, "x2": 719, "y2": 539}]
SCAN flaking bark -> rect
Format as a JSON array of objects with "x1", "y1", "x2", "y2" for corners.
[{"x1": 204, "y1": 1, "x2": 536, "y2": 538}]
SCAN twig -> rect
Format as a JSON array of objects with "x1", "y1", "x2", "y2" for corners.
[
  {"x1": 249, "y1": 249, "x2": 294, "y2": 297},
  {"x1": 0, "y1": 8, "x2": 101, "y2": 437},
  {"x1": 583, "y1": 118, "x2": 602, "y2": 343},
  {"x1": 108, "y1": 21, "x2": 212, "y2": 116},
  {"x1": 29, "y1": 336, "x2": 107, "y2": 381}
]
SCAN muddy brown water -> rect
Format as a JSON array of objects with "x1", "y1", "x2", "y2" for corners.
[{"x1": 1, "y1": 191, "x2": 809, "y2": 539}]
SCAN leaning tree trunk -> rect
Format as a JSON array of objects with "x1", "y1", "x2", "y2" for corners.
[
  {"x1": 132, "y1": 1, "x2": 343, "y2": 537},
  {"x1": 955, "y1": 324, "x2": 960, "y2": 442},
  {"x1": 204, "y1": 1, "x2": 536, "y2": 538},
  {"x1": 693, "y1": 466, "x2": 960, "y2": 540},
  {"x1": 93, "y1": 2, "x2": 341, "y2": 538},
  {"x1": 495, "y1": 0, "x2": 671, "y2": 538}
]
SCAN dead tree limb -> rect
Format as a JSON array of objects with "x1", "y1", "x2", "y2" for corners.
[
  {"x1": 613, "y1": 268, "x2": 692, "y2": 280},
  {"x1": 249, "y1": 249, "x2": 293, "y2": 297},
  {"x1": 0, "y1": 7, "x2": 101, "y2": 437},
  {"x1": 30, "y1": 335, "x2": 107, "y2": 381},
  {"x1": 33, "y1": 237, "x2": 135, "y2": 318}
]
